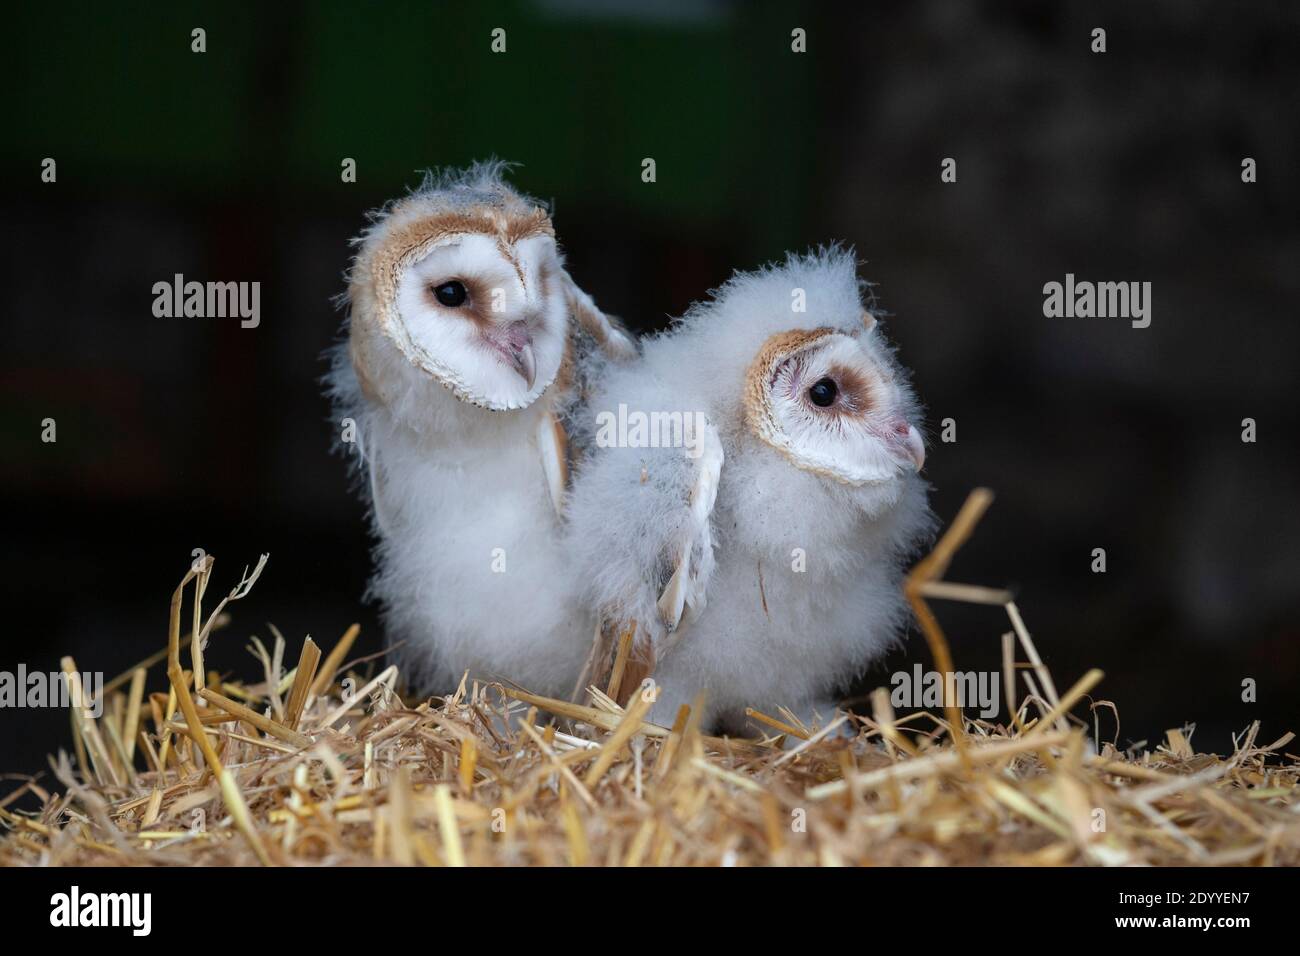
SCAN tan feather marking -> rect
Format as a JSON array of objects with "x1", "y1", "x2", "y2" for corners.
[
  {"x1": 495, "y1": 235, "x2": 526, "y2": 289},
  {"x1": 554, "y1": 331, "x2": 576, "y2": 397},
  {"x1": 743, "y1": 327, "x2": 878, "y2": 485},
  {"x1": 824, "y1": 362, "x2": 875, "y2": 419},
  {"x1": 421, "y1": 275, "x2": 499, "y2": 331},
  {"x1": 743, "y1": 327, "x2": 839, "y2": 431}
]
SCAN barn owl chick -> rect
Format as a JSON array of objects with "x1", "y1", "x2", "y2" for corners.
[
  {"x1": 329, "y1": 162, "x2": 635, "y2": 697},
  {"x1": 566, "y1": 248, "x2": 934, "y2": 735}
]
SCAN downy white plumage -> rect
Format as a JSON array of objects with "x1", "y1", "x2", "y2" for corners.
[
  {"x1": 329, "y1": 162, "x2": 634, "y2": 696},
  {"x1": 566, "y1": 248, "x2": 935, "y2": 734}
]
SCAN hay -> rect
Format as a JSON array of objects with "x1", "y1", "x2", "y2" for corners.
[{"x1": 2, "y1": 491, "x2": 1297, "y2": 866}]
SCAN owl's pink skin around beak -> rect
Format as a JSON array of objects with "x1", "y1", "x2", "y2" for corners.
[
  {"x1": 886, "y1": 420, "x2": 926, "y2": 471},
  {"x1": 483, "y1": 320, "x2": 537, "y2": 390}
]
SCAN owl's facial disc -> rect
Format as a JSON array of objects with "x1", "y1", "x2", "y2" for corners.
[
  {"x1": 388, "y1": 232, "x2": 566, "y2": 410},
  {"x1": 745, "y1": 328, "x2": 924, "y2": 484}
]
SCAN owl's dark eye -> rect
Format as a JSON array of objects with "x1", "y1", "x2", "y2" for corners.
[
  {"x1": 808, "y1": 377, "x2": 837, "y2": 407},
  {"x1": 432, "y1": 281, "x2": 468, "y2": 307}
]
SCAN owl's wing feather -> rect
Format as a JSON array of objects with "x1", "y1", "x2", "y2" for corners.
[
  {"x1": 566, "y1": 400, "x2": 724, "y2": 703},
  {"x1": 347, "y1": 415, "x2": 393, "y2": 537},
  {"x1": 623, "y1": 420, "x2": 723, "y2": 702},
  {"x1": 560, "y1": 268, "x2": 638, "y2": 361},
  {"x1": 537, "y1": 410, "x2": 569, "y2": 517},
  {"x1": 656, "y1": 419, "x2": 723, "y2": 642}
]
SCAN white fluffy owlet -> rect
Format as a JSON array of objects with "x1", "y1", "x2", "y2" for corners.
[
  {"x1": 565, "y1": 248, "x2": 935, "y2": 735},
  {"x1": 329, "y1": 162, "x2": 635, "y2": 697}
]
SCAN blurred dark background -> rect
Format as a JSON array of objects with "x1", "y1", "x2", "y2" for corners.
[{"x1": 2, "y1": 0, "x2": 1297, "y2": 781}]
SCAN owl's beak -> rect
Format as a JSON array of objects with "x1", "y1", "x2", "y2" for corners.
[
  {"x1": 902, "y1": 425, "x2": 926, "y2": 470},
  {"x1": 487, "y1": 320, "x2": 538, "y2": 390},
  {"x1": 511, "y1": 340, "x2": 537, "y2": 391},
  {"x1": 887, "y1": 421, "x2": 926, "y2": 471}
]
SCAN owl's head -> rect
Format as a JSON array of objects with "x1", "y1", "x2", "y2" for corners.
[
  {"x1": 639, "y1": 246, "x2": 925, "y2": 514},
  {"x1": 347, "y1": 163, "x2": 618, "y2": 416},
  {"x1": 743, "y1": 320, "x2": 925, "y2": 487}
]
